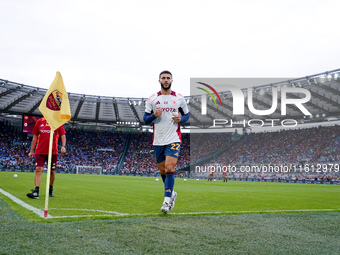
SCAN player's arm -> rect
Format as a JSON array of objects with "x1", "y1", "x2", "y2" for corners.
[
  {"x1": 60, "y1": 134, "x2": 66, "y2": 154},
  {"x1": 173, "y1": 101, "x2": 190, "y2": 123},
  {"x1": 144, "y1": 94, "x2": 163, "y2": 124},
  {"x1": 144, "y1": 108, "x2": 162, "y2": 124},
  {"x1": 180, "y1": 96, "x2": 190, "y2": 123},
  {"x1": 180, "y1": 112, "x2": 189, "y2": 122},
  {"x1": 144, "y1": 112, "x2": 156, "y2": 124},
  {"x1": 29, "y1": 134, "x2": 38, "y2": 158},
  {"x1": 172, "y1": 112, "x2": 189, "y2": 123}
]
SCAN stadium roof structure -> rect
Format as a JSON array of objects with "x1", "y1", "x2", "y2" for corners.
[{"x1": 1, "y1": 68, "x2": 340, "y2": 130}]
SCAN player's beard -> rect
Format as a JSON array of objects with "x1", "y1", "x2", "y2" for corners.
[{"x1": 161, "y1": 82, "x2": 172, "y2": 90}]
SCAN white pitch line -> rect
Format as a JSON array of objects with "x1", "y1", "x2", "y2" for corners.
[
  {"x1": 0, "y1": 188, "x2": 52, "y2": 218},
  {"x1": 52, "y1": 214, "x2": 121, "y2": 219},
  {"x1": 1, "y1": 188, "x2": 339, "y2": 219},
  {"x1": 125, "y1": 208, "x2": 340, "y2": 217},
  {"x1": 166, "y1": 208, "x2": 340, "y2": 215},
  {"x1": 49, "y1": 208, "x2": 129, "y2": 216},
  {"x1": 50, "y1": 208, "x2": 340, "y2": 218}
]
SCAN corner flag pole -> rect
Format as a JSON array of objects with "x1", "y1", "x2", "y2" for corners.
[
  {"x1": 44, "y1": 128, "x2": 55, "y2": 218},
  {"x1": 39, "y1": 71, "x2": 71, "y2": 218}
]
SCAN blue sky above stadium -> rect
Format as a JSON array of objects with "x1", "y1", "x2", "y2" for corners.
[{"x1": 0, "y1": 0, "x2": 339, "y2": 98}]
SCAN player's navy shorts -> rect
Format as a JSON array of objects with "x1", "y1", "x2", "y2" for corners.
[
  {"x1": 35, "y1": 154, "x2": 57, "y2": 170},
  {"x1": 154, "y1": 142, "x2": 181, "y2": 164}
]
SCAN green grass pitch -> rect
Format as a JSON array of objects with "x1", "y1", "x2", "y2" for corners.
[
  {"x1": 1, "y1": 172, "x2": 339, "y2": 254},
  {"x1": 0, "y1": 172, "x2": 339, "y2": 221}
]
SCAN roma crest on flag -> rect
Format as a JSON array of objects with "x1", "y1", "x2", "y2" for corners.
[{"x1": 39, "y1": 72, "x2": 71, "y2": 130}]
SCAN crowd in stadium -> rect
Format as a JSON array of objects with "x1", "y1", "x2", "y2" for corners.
[
  {"x1": 190, "y1": 132, "x2": 232, "y2": 163},
  {"x1": 0, "y1": 122, "x2": 32, "y2": 170},
  {"x1": 192, "y1": 125, "x2": 340, "y2": 181},
  {"x1": 57, "y1": 129, "x2": 128, "y2": 173},
  {"x1": 208, "y1": 125, "x2": 340, "y2": 166},
  {"x1": 0, "y1": 121, "x2": 190, "y2": 175},
  {"x1": 1, "y1": 119, "x2": 339, "y2": 181}
]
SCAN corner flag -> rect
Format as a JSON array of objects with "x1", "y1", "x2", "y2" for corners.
[
  {"x1": 39, "y1": 72, "x2": 71, "y2": 218},
  {"x1": 39, "y1": 72, "x2": 71, "y2": 130}
]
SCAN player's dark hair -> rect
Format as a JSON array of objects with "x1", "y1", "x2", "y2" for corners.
[{"x1": 159, "y1": 70, "x2": 172, "y2": 79}]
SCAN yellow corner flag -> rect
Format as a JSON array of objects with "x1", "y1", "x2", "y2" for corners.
[
  {"x1": 39, "y1": 71, "x2": 71, "y2": 130},
  {"x1": 39, "y1": 72, "x2": 71, "y2": 218}
]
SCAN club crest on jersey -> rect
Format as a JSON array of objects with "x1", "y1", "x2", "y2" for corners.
[{"x1": 46, "y1": 89, "x2": 63, "y2": 111}]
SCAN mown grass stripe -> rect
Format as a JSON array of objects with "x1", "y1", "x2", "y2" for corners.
[{"x1": 0, "y1": 188, "x2": 51, "y2": 218}]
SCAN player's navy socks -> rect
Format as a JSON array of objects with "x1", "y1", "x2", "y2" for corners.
[
  {"x1": 161, "y1": 174, "x2": 166, "y2": 183},
  {"x1": 164, "y1": 173, "x2": 175, "y2": 198}
]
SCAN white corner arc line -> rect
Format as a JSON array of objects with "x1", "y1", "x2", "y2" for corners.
[
  {"x1": 0, "y1": 188, "x2": 52, "y2": 218},
  {"x1": 1, "y1": 188, "x2": 339, "y2": 219},
  {"x1": 49, "y1": 208, "x2": 129, "y2": 216}
]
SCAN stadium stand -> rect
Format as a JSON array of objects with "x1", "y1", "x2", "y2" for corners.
[
  {"x1": 191, "y1": 125, "x2": 340, "y2": 182},
  {"x1": 1, "y1": 69, "x2": 340, "y2": 183},
  {"x1": 0, "y1": 119, "x2": 190, "y2": 176},
  {"x1": 0, "y1": 120, "x2": 33, "y2": 171},
  {"x1": 1, "y1": 116, "x2": 339, "y2": 184}
]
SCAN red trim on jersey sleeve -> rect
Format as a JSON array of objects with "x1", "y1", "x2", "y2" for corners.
[
  {"x1": 147, "y1": 93, "x2": 155, "y2": 102},
  {"x1": 176, "y1": 123, "x2": 182, "y2": 143}
]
